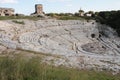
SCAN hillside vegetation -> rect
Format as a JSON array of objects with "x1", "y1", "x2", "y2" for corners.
[
  {"x1": 0, "y1": 16, "x2": 41, "y2": 20},
  {"x1": 95, "y1": 10, "x2": 120, "y2": 36},
  {"x1": 0, "y1": 53, "x2": 120, "y2": 80}
]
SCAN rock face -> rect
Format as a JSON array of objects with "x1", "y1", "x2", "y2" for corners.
[
  {"x1": 0, "y1": 8, "x2": 14, "y2": 16},
  {"x1": 0, "y1": 19, "x2": 120, "y2": 74}
]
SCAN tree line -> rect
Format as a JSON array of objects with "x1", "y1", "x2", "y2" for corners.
[{"x1": 95, "y1": 10, "x2": 120, "y2": 36}]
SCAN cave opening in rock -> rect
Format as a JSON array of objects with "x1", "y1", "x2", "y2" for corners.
[{"x1": 91, "y1": 34, "x2": 95, "y2": 38}]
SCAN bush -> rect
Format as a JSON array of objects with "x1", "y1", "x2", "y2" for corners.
[
  {"x1": 58, "y1": 16, "x2": 84, "y2": 20},
  {"x1": 12, "y1": 20, "x2": 25, "y2": 25}
]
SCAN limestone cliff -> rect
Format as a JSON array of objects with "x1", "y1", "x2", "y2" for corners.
[{"x1": 0, "y1": 19, "x2": 120, "y2": 74}]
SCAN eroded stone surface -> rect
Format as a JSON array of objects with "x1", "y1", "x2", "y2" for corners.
[{"x1": 0, "y1": 19, "x2": 120, "y2": 74}]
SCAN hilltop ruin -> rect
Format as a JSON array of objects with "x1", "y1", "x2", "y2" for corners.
[
  {"x1": 0, "y1": 8, "x2": 14, "y2": 16},
  {"x1": 31, "y1": 4, "x2": 44, "y2": 16}
]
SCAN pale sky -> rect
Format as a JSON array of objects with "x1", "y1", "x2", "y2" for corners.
[{"x1": 0, "y1": 0, "x2": 120, "y2": 15}]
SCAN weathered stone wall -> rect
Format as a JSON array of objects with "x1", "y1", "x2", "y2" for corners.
[{"x1": 0, "y1": 8, "x2": 14, "y2": 16}]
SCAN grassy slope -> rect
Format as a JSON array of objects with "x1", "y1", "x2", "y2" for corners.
[
  {"x1": 0, "y1": 16, "x2": 41, "y2": 21},
  {"x1": 55, "y1": 16, "x2": 93, "y2": 20},
  {"x1": 0, "y1": 15, "x2": 93, "y2": 21},
  {"x1": 0, "y1": 51, "x2": 119, "y2": 80}
]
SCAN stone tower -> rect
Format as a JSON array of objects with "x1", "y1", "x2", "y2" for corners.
[{"x1": 35, "y1": 4, "x2": 43, "y2": 14}]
